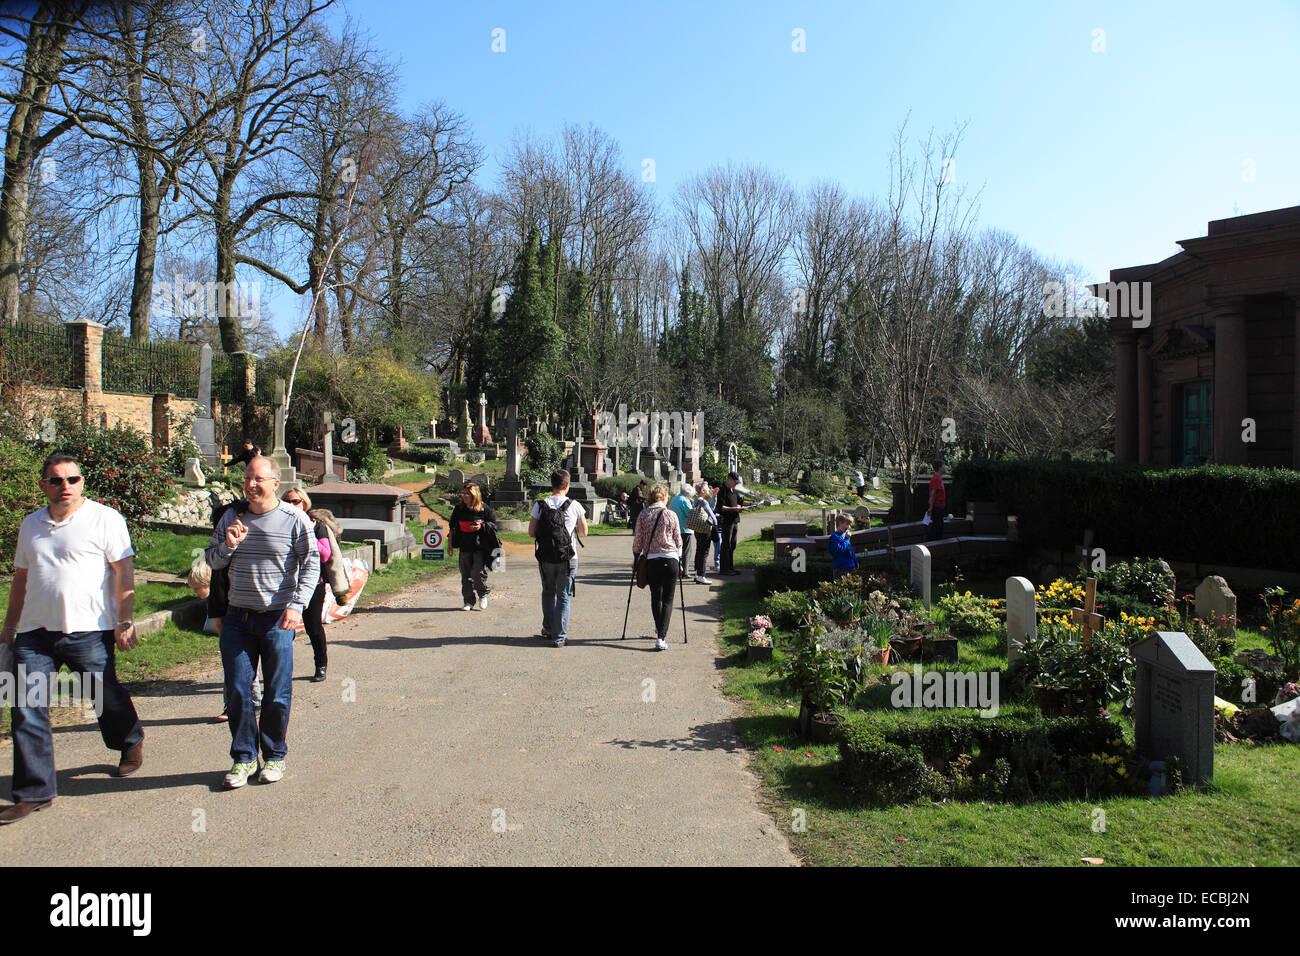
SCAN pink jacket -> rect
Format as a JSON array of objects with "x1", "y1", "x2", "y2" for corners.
[{"x1": 633, "y1": 503, "x2": 682, "y2": 558}]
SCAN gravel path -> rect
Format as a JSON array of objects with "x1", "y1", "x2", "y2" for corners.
[{"x1": 0, "y1": 511, "x2": 796, "y2": 866}]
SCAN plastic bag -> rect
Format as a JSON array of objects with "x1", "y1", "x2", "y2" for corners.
[
  {"x1": 1271, "y1": 697, "x2": 1300, "y2": 743},
  {"x1": 921, "y1": 511, "x2": 931, "y2": 527}
]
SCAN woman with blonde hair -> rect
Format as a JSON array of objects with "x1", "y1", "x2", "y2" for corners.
[
  {"x1": 283, "y1": 486, "x2": 343, "y2": 682},
  {"x1": 631, "y1": 483, "x2": 683, "y2": 651},
  {"x1": 449, "y1": 482, "x2": 496, "y2": 611}
]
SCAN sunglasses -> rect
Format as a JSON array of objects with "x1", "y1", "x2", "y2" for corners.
[
  {"x1": 285, "y1": 498, "x2": 302, "y2": 506},
  {"x1": 45, "y1": 475, "x2": 83, "y2": 487}
]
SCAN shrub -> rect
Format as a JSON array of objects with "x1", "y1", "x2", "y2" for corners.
[
  {"x1": 935, "y1": 591, "x2": 1002, "y2": 638},
  {"x1": 406, "y1": 447, "x2": 453, "y2": 466},
  {"x1": 763, "y1": 590, "x2": 816, "y2": 629},
  {"x1": 594, "y1": 472, "x2": 644, "y2": 500},
  {"x1": 1098, "y1": 557, "x2": 1176, "y2": 608},
  {"x1": 38, "y1": 416, "x2": 172, "y2": 532},
  {"x1": 522, "y1": 431, "x2": 563, "y2": 486},
  {"x1": 952, "y1": 459, "x2": 1300, "y2": 570},
  {"x1": 701, "y1": 456, "x2": 728, "y2": 488},
  {"x1": 801, "y1": 469, "x2": 834, "y2": 498},
  {"x1": 755, "y1": 561, "x2": 832, "y2": 597},
  {"x1": 0, "y1": 437, "x2": 43, "y2": 572},
  {"x1": 340, "y1": 439, "x2": 388, "y2": 479},
  {"x1": 463, "y1": 450, "x2": 484, "y2": 464},
  {"x1": 839, "y1": 713, "x2": 1143, "y2": 805}
]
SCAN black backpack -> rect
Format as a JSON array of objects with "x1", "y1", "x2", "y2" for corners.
[{"x1": 535, "y1": 498, "x2": 575, "y2": 563}]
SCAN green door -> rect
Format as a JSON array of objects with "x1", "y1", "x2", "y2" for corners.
[{"x1": 1181, "y1": 382, "x2": 1212, "y2": 465}]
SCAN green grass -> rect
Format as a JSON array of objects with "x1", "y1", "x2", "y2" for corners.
[
  {"x1": 717, "y1": 532, "x2": 1300, "y2": 867},
  {"x1": 0, "y1": 577, "x2": 194, "y2": 621},
  {"x1": 133, "y1": 528, "x2": 210, "y2": 575}
]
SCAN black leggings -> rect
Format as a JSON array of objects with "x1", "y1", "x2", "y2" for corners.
[
  {"x1": 646, "y1": 557, "x2": 679, "y2": 640},
  {"x1": 304, "y1": 577, "x2": 327, "y2": 669}
]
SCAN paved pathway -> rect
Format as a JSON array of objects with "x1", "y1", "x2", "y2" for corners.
[{"x1": 0, "y1": 511, "x2": 796, "y2": 866}]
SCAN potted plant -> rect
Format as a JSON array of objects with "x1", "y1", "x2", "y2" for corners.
[
  {"x1": 822, "y1": 592, "x2": 864, "y2": 627},
  {"x1": 783, "y1": 625, "x2": 851, "y2": 741},
  {"x1": 747, "y1": 615, "x2": 775, "y2": 662}
]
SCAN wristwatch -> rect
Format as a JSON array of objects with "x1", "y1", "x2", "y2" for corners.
[{"x1": 117, "y1": 620, "x2": 134, "y2": 628}]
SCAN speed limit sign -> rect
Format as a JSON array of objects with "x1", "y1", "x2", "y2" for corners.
[{"x1": 423, "y1": 528, "x2": 444, "y2": 549}]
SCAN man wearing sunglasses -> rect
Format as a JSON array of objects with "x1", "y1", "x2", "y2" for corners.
[{"x1": 0, "y1": 453, "x2": 145, "y2": 825}]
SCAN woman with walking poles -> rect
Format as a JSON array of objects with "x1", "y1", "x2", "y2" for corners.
[{"x1": 630, "y1": 483, "x2": 683, "y2": 651}]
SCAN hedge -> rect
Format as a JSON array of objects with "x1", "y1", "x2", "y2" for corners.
[
  {"x1": 951, "y1": 459, "x2": 1300, "y2": 569},
  {"x1": 594, "y1": 472, "x2": 644, "y2": 500},
  {"x1": 838, "y1": 712, "x2": 1144, "y2": 805}
]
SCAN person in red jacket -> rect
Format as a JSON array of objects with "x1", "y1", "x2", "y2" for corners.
[{"x1": 926, "y1": 460, "x2": 946, "y2": 542}]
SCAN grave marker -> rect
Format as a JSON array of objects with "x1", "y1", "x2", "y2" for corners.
[
  {"x1": 1194, "y1": 575, "x2": 1237, "y2": 638},
  {"x1": 1005, "y1": 576, "x2": 1036, "y2": 663},
  {"x1": 910, "y1": 544, "x2": 932, "y2": 609},
  {"x1": 1071, "y1": 577, "x2": 1104, "y2": 647},
  {"x1": 1132, "y1": 631, "x2": 1216, "y2": 785}
]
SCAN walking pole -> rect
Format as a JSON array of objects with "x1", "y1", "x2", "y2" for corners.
[
  {"x1": 678, "y1": 563, "x2": 688, "y2": 644},
  {"x1": 620, "y1": 562, "x2": 637, "y2": 639}
]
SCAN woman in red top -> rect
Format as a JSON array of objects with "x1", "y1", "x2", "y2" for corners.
[{"x1": 449, "y1": 483, "x2": 496, "y2": 611}]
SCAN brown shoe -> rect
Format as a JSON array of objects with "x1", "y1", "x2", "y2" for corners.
[
  {"x1": 0, "y1": 800, "x2": 53, "y2": 824},
  {"x1": 117, "y1": 741, "x2": 144, "y2": 777}
]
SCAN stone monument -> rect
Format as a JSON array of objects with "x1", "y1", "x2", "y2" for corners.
[
  {"x1": 1133, "y1": 631, "x2": 1216, "y2": 786},
  {"x1": 473, "y1": 391, "x2": 493, "y2": 446},
  {"x1": 269, "y1": 378, "x2": 297, "y2": 490},
  {"x1": 190, "y1": 343, "x2": 219, "y2": 466},
  {"x1": 910, "y1": 544, "x2": 932, "y2": 609},
  {"x1": 493, "y1": 404, "x2": 527, "y2": 505},
  {"x1": 1005, "y1": 576, "x2": 1036, "y2": 663}
]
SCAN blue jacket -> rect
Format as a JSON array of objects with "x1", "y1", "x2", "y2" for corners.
[
  {"x1": 669, "y1": 493, "x2": 694, "y2": 535},
  {"x1": 827, "y1": 530, "x2": 857, "y2": 570}
]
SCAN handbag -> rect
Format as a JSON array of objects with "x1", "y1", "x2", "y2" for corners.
[
  {"x1": 686, "y1": 502, "x2": 715, "y2": 536},
  {"x1": 634, "y1": 511, "x2": 665, "y2": 589}
]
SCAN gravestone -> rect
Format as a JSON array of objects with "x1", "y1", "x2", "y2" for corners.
[
  {"x1": 323, "y1": 410, "x2": 334, "y2": 477},
  {"x1": 269, "y1": 378, "x2": 297, "y2": 489},
  {"x1": 191, "y1": 343, "x2": 218, "y2": 465},
  {"x1": 1132, "y1": 632, "x2": 1216, "y2": 785},
  {"x1": 1005, "y1": 576, "x2": 1036, "y2": 663},
  {"x1": 726, "y1": 443, "x2": 738, "y2": 475},
  {"x1": 910, "y1": 544, "x2": 932, "y2": 609},
  {"x1": 473, "y1": 392, "x2": 492, "y2": 445},
  {"x1": 1194, "y1": 576, "x2": 1237, "y2": 639},
  {"x1": 494, "y1": 404, "x2": 527, "y2": 505},
  {"x1": 752, "y1": 468, "x2": 761, "y2": 484},
  {"x1": 872, "y1": 475, "x2": 880, "y2": 490},
  {"x1": 456, "y1": 400, "x2": 471, "y2": 445},
  {"x1": 183, "y1": 457, "x2": 205, "y2": 487},
  {"x1": 448, "y1": 468, "x2": 465, "y2": 492}
]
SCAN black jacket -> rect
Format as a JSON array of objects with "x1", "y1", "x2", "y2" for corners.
[{"x1": 450, "y1": 503, "x2": 497, "y2": 552}]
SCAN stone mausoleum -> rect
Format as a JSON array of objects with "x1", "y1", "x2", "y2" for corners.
[{"x1": 1104, "y1": 205, "x2": 1299, "y2": 467}]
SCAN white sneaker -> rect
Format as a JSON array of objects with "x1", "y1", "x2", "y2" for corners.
[
  {"x1": 462, "y1": 604, "x2": 473, "y2": 611},
  {"x1": 223, "y1": 760, "x2": 257, "y2": 789},
  {"x1": 259, "y1": 760, "x2": 285, "y2": 783},
  {"x1": 477, "y1": 596, "x2": 489, "y2": 610},
  {"x1": 695, "y1": 575, "x2": 713, "y2": 585},
  {"x1": 655, "y1": 637, "x2": 667, "y2": 651}
]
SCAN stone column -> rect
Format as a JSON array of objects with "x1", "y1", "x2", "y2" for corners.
[
  {"x1": 1293, "y1": 293, "x2": 1300, "y2": 468},
  {"x1": 1114, "y1": 331, "x2": 1138, "y2": 463},
  {"x1": 1137, "y1": 339, "x2": 1153, "y2": 464},
  {"x1": 1212, "y1": 303, "x2": 1248, "y2": 465}
]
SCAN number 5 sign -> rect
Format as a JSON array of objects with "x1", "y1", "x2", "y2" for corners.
[{"x1": 422, "y1": 527, "x2": 445, "y2": 561}]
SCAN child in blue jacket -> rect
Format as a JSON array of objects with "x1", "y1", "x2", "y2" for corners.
[{"x1": 827, "y1": 513, "x2": 857, "y2": 580}]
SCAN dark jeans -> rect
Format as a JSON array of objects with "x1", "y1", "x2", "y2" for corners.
[
  {"x1": 680, "y1": 534, "x2": 693, "y2": 577},
  {"x1": 458, "y1": 549, "x2": 490, "y2": 605},
  {"x1": 304, "y1": 578, "x2": 327, "y2": 669},
  {"x1": 694, "y1": 528, "x2": 712, "y2": 576},
  {"x1": 646, "y1": 557, "x2": 679, "y2": 640},
  {"x1": 926, "y1": 506, "x2": 944, "y2": 542},
  {"x1": 720, "y1": 517, "x2": 739, "y2": 571},
  {"x1": 220, "y1": 608, "x2": 294, "y2": 764},
  {"x1": 10, "y1": 628, "x2": 143, "y2": 802}
]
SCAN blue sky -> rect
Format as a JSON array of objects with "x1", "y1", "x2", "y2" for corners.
[{"x1": 268, "y1": 0, "x2": 1300, "y2": 335}]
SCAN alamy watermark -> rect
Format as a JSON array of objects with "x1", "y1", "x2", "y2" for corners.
[
  {"x1": 0, "y1": 666, "x2": 104, "y2": 716},
  {"x1": 890, "y1": 665, "x2": 1000, "y2": 717},
  {"x1": 595, "y1": 404, "x2": 702, "y2": 451},
  {"x1": 1041, "y1": 274, "x2": 1151, "y2": 328},
  {"x1": 150, "y1": 277, "x2": 262, "y2": 321}
]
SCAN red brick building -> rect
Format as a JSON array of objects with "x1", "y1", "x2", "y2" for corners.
[{"x1": 1104, "y1": 206, "x2": 1300, "y2": 467}]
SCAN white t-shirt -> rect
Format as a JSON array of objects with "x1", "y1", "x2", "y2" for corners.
[
  {"x1": 530, "y1": 495, "x2": 583, "y2": 536},
  {"x1": 14, "y1": 498, "x2": 134, "y2": 633}
]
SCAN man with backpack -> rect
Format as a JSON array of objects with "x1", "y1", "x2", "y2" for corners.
[{"x1": 528, "y1": 469, "x2": 588, "y2": 647}]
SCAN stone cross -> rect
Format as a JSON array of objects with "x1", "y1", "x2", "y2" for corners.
[
  {"x1": 1005, "y1": 576, "x2": 1037, "y2": 663},
  {"x1": 479, "y1": 392, "x2": 488, "y2": 428},
  {"x1": 505, "y1": 404, "x2": 520, "y2": 479},
  {"x1": 430, "y1": 419, "x2": 437, "y2": 439},
  {"x1": 1071, "y1": 577, "x2": 1104, "y2": 647},
  {"x1": 323, "y1": 410, "x2": 334, "y2": 478}
]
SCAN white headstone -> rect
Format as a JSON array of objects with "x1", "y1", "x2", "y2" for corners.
[
  {"x1": 872, "y1": 475, "x2": 880, "y2": 490},
  {"x1": 910, "y1": 544, "x2": 932, "y2": 609},
  {"x1": 182, "y1": 457, "x2": 205, "y2": 487},
  {"x1": 1005, "y1": 576, "x2": 1036, "y2": 663}
]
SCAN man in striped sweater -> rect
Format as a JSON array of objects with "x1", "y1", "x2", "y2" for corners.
[{"x1": 205, "y1": 457, "x2": 319, "y2": 788}]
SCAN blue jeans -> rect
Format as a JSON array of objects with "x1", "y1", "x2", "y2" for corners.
[
  {"x1": 538, "y1": 559, "x2": 578, "y2": 641},
  {"x1": 10, "y1": 628, "x2": 143, "y2": 803},
  {"x1": 711, "y1": 527, "x2": 722, "y2": 568},
  {"x1": 220, "y1": 608, "x2": 294, "y2": 763}
]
